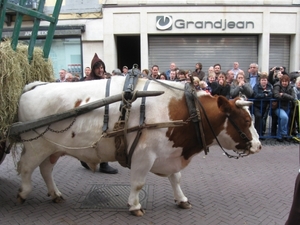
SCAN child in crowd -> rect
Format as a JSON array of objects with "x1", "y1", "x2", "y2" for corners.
[
  {"x1": 199, "y1": 81, "x2": 212, "y2": 94},
  {"x1": 193, "y1": 76, "x2": 201, "y2": 90}
]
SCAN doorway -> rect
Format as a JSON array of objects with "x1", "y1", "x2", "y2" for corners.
[{"x1": 117, "y1": 36, "x2": 141, "y2": 71}]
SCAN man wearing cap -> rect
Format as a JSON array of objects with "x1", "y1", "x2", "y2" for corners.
[
  {"x1": 80, "y1": 53, "x2": 118, "y2": 174},
  {"x1": 122, "y1": 66, "x2": 128, "y2": 76}
]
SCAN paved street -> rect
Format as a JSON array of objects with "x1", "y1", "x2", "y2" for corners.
[{"x1": 0, "y1": 141, "x2": 299, "y2": 225}]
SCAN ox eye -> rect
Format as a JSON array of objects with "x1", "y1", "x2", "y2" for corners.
[{"x1": 245, "y1": 120, "x2": 251, "y2": 126}]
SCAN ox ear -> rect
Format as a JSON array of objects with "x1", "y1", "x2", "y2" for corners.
[{"x1": 217, "y1": 96, "x2": 232, "y2": 114}]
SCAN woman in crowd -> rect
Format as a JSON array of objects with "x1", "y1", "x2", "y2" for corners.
[
  {"x1": 273, "y1": 74, "x2": 296, "y2": 141},
  {"x1": 177, "y1": 69, "x2": 187, "y2": 83},
  {"x1": 268, "y1": 68, "x2": 283, "y2": 85},
  {"x1": 141, "y1": 69, "x2": 149, "y2": 78},
  {"x1": 230, "y1": 71, "x2": 253, "y2": 99},
  {"x1": 211, "y1": 71, "x2": 231, "y2": 99},
  {"x1": 252, "y1": 73, "x2": 273, "y2": 136},
  {"x1": 159, "y1": 72, "x2": 167, "y2": 80}
]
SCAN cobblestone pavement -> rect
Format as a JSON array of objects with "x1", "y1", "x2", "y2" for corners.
[{"x1": 0, "y1": 141, "x2": 299, "y2": 225}]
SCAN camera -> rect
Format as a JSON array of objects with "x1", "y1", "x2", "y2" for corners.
[
  {"x1": 263, "y1": 90, "x2": 270, "y2": 93},
  {"x1": 275, "y1": 67, "x2": 281, "y2": 70}
]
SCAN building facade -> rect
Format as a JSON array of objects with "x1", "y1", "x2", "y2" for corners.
[{"x1": 2, "y1": 0, "x2": 300, "y2": 78}]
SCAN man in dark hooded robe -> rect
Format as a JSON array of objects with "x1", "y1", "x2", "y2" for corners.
[
  {"x1": 80, "y1": 53, "x2": 118, "y2": 174},
  {"x1": 285, "y1": 172, "x2": 300, "y2": 225}
]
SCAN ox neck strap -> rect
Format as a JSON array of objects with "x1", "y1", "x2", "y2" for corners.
[
  {"x1": 184, "y1": 83, "x2": 208, "y2": 155},
  {"x1": 102, "y1": 79, "x2": 111, "y2": 133}
]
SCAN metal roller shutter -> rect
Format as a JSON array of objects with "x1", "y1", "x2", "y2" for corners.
[
  {"x1": 149, "y1": 35, "x2": 258, "y2": 74},
  {"x1": 269, "y1": 35, "x2": 290, "y2": 73}
]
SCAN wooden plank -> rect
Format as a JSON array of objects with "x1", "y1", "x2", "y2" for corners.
[
  {"x1": 28, "y1": 0, "x2": 46, "y2": 62},
  {"x1": 9, "y1": 91, "x2": 164, "y2": 137},
  {"x1": 0, "y1": 0, "x2": 8, "y2": 38},
  {"x1": 43, "y1": 0, "x2": 63, "y2": 59},
  {"x1": 6, "y1": 2, "x2": 56, "y2": 23},
  {"x1": 11, "y1": 0, "x2": 26, "y2": 51}
]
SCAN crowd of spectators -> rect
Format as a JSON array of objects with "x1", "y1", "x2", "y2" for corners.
[{"x1": 138, "y1": 61, "x2": 299, "y2": 142}]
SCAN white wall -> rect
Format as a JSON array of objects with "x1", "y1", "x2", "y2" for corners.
[
  {"x1": 102, "y1": 5, "x2": 300, "y2": 72},
  {"x1": 104, "y1": 0, "x2": 300, "y2": 5}
]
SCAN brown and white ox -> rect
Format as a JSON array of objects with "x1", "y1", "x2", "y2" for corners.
[{"x1": 16, "y1": 76, "x2": 261, "y2": 216}]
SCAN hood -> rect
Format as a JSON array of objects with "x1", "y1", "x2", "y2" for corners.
[
  {"x1": 91, "y1": 53, "x2": 103, "y2": 69},
  {"x1": 88, "y1": 53, "x2": 106, "y2": 80}
]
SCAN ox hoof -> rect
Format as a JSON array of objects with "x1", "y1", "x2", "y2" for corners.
[
  {"x1": 17, "y1": 193, "x2": 26, "y2": 204},
  {"x1": 52, "y1": 196, "x2": 65, "y2": 203},
  {"x1": 178, "y1": 201, "x2": 192, "y2": 209},
  {"x1": 130, "y1": 209, "x2": 145, "y2": 217}
]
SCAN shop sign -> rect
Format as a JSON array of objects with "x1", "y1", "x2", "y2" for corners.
[{"x1": 156, "y1": 16, "x2": 254, "y2": 31}]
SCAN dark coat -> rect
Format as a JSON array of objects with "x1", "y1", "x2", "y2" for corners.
[
  {"x1": 252, "y1": 82, "x2": 273, "y2": 108},
  {"x1": 194, "y1": 70, "x2": 205, "y2": 81},
  {"x1": 211, "y1": 82, "x2": 231, "y2": 99},
  {"x1": 285, "y1": 173, "x2": 300, "y2": 225},
  {"x1": 273, "y1": 81, "x2": 295, "y2": 110}
]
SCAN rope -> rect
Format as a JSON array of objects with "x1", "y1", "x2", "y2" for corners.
[{"x1": 146, "y1": 75, "x2": 185, "y2": 91}]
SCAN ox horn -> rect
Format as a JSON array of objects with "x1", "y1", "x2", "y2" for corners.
[{"x1": 235, "y1": 100, "x2": 253, "y2": 107}]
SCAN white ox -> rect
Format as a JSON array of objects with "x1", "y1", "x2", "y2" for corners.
[{"x1": 16, "y1": 76, "x2": 261, "y2": 216}]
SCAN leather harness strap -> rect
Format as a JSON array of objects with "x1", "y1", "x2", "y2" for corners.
[
  {"x1": 102, "y1": 79, "x2": 111, "y2": 133},
  {"x1": 139, "y1": 80, "x2": 150, "y2": 126},
  {"x1": 184, "y1": 83, "x2": 208, "y2": 155},
  {"x1": 127, "y1": 80, "x2": 150, "y2": 168}
]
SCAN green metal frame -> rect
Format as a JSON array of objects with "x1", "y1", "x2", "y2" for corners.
[{"x1": 0, "y1": 0, "x2": 63, "y2": 62}]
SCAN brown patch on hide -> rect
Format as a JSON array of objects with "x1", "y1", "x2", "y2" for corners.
[
  {"x1": 74, "y1": 99, "x2": 82, "y2": 108},
  {"x1": 166, "y1": 95, "x2": 204, "y2": 160},
  {"x1": 85, "y1": 97, "x2": 90, "y2": 103},
  {"x1": 49, "y1": 153, "x2": 64, "y2": 164},
  {"x1": 226, "y1": 97, "x2": 253, "y2": 150},
  {"x1": 167, "y1": 95, "x2": 227, "y2": 160},
  {"x1": 71, "y1": 132, "x2": 75, "y2": 138},
  {"x1": 167, "y1": 94, "x2": 255, "y2": 160},
  {"x1": 154, "y1": 173, "x2": 168, "y2": 177}
]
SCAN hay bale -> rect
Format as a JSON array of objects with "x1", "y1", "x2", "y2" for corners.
[{"x1": 0, "y1": 40, "x2": 55, "y2": 142}]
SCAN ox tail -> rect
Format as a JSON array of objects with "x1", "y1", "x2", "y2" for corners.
[{"x1": 22, "y1": 81, "x2": 49, "y2": 93}]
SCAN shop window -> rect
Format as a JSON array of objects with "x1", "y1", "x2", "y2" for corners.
[{"x1": 24, "y1": 38, "x2": 82, "y2": 79}]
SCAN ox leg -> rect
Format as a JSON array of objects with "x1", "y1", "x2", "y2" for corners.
[
  {"x1": 127, "y1": 159, "x2": 155, "y2": 216},
  {"x1": 39, "y1": 157, "x2": 64, "y2": 203},
  {"x1": 168, "y1": 172, "x2": 192, "y2": 209},
  {"x1": 17, "y1": 145, "x2": 46, "y2": 203}
]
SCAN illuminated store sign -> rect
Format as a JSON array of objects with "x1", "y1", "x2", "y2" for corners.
[{"x1": 156, "y1": 16, "x2": 254, "y2": 31}]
